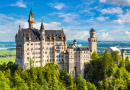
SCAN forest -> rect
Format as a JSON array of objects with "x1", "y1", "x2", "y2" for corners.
[{"x1": 0, "y1": 51, "x2": 130, "y2": 90}]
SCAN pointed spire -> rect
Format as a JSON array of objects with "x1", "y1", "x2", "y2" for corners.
[
  {"x1": 19, "y1": 25, "x2": 20, "y2": 29},
  {"x1": 40, "y1": 22, "x2": 44, "y2": 32},
  {"x1": 29, "y1": 8, "x2": 34, "y2": 18},
  {"x1": 19, "y1": 25, "x2": 21, "y2": 31}
]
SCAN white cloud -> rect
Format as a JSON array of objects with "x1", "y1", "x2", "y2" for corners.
[
  {"x1": 0, "y1": 14, "x2": 14, "y2": 21},
  {"x1": 100, "y1": 7, "x2": 123, "y2": 14},
  {"x1": 118, "y1": 11, "x2": 130, "y2": 23},
  {"x1": 67, "y1": 30, "x2": 89, "y2": 40},
  {"x1": 100, "y1": 0, "x2": 106, "y2": 3},
  {"x1": 125, "y1": 31, "x2": 130, "y2": 39},
  {"x1": 107, "y1": 0, "x2": 130, "y2": 6},
  {"x1": 98, "y1": 29, "x2": 106, "y2": 32},
  {"x1": 50, "y1": 13, "x2": 79, "y2": 22},
  {"x1": 96, "y1": 32, "x2": 114, "y2": 41},
  {"x1": 54, "y1": 3, "x2": 65, "y2": 10},
  {"x1": 96, "y1": 16, "x2": 109, "y2": 21},
  {"x1": 10, "y1": 0, "x2": 26, "y2": 8},
  {"x1": 113, "y1": 11, "x2": 130, "y2": 24},
  {"x1": 58, "y1": 13, "x2": 79, "y2": 22},
  {"x1": 100, "y1": 0, "x2": 130, "y2": 6},
  {"x1": 49, "y1": 2, "x2": 65, "y2": 10},
  {"x1": 113, "y1": 19, "x2": 123, "y2": 24}
]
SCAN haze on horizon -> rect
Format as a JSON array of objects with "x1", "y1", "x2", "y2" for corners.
[{"x1": 0, "y1": 0, "x2": 130, "y2": 42}]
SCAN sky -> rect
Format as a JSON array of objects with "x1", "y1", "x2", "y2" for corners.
[{"x1": 0, "y1": 0, "x2": 130, "y2": 42}]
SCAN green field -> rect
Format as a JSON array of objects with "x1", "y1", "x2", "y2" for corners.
[
  {"x1": 0, "y1": 50, "x2": 16, "y2": 55},
  {"x1": 0, "y1": 57, "x2": 15, "y2": 64}
]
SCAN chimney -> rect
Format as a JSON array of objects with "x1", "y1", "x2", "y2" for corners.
[
  {"x1": 61, "y1": 35, "x2": 63, "y2": 40},
  {"x1": 49, "y1": 34, "x2": 51, "y2": 40},
  {"x1": 29, "y1": 32, "x2": 31, "y2": 41}
]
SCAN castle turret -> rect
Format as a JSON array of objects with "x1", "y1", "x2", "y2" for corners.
[
  {"x1": 40, "y1": 22, "x2": 45, "y2": 67},
  {"x1": 88, "y1": 28, "x2": 97, "y2": 54},
  {"x1": 73, "y1": 39, "x2": 77, "y2": 47},
  {"x1": 28, "y1": 8, "x2": 35, "y2": 29},
  {"x1": 15, "y1": 25, "x2": 21, "y2": 42}
]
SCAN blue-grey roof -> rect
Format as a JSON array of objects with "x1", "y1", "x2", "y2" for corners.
[{"x1": 20, "y1": 28, "x2": 65, "y2": 41}]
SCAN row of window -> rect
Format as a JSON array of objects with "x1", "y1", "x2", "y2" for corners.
[
  {"x1": 27, "y1": 42, "x2": 63, "y2": 46},
  {"x1": 70, "y1": 51, "x2": 89, "y2": 54},
  {"x1": 26, "y1": 47, "x2": 63, "y2": 50},
  {"x1": 56, "y1": 46, "x2": 63, "y2": 49},
  {"x1": 30, "y1": 59, "x2": 64, "y2": 63},
  {"x1": 26, "y1": 51, "x2": 56, "y2": 55},
  {"x1": 57, "y1": 55, "x2": 63, "y2": 58}
]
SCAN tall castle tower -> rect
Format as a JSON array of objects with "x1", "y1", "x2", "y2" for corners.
[
  {"x1": 28, "y1": 8, "x2": 35, "y2": 29},
  {"x1": 40, "y1": 22, "x2": 45, "y2": 67},
  {"x1": 88, "y1": 28, "x2": 97, "y2": 54}
]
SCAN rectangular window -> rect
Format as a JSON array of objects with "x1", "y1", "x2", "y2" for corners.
[
  {"x1": 31, "y1": 43, "x2": 33, "y2": 45},
  {"x1": 27, "y1": 43, "x2": 29, "y2": 45},
  {"x1": 57, "y1": 51, "x2": 60, "y2": 53}
]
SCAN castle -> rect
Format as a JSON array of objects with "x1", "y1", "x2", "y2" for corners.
[{"x1": 15, "y1": 9, "x2": 97, "y2": 78}]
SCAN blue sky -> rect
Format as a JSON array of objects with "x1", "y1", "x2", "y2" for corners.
[{"x1": 0, "y1": 0, "x2": 130, "y2": 42}]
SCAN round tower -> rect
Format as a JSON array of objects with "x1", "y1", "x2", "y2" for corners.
[
  {"x1": 88, "y1": 28, "x2": 97, "y2": 54},
  {"x1": 90, "y1": 28, "x2": 96, "y2": 38}
]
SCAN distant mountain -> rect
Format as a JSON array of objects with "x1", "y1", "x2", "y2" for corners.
[{"x1": 0, "y1": 41, "x2": 130, "y2": 50}]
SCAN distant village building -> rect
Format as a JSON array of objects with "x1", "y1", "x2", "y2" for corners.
[
  {"x1": 15, "y1": 9, "x2": 98, "y2": 78},
  {"x1": 107, "y1": 47, "x2": 125, "y2": 59}
]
